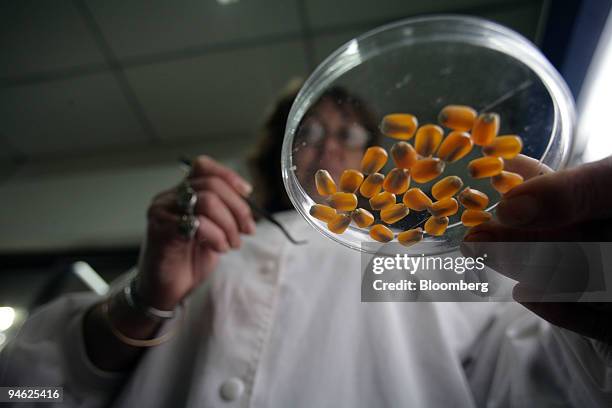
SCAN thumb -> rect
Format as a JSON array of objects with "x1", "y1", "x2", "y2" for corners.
[{"x1": 496, "y1": 156, "x2": 612, "y2": 228}]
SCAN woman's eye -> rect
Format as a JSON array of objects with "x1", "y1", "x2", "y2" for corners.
[
  {"x1": 344, "y1": 124, "x2": 369, "y2": 148},
  {"x1": 298, "y1": 121, "x2": 325, "y2": 145}
]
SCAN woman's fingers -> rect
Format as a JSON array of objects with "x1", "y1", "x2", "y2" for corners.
[
  {"x1": 195, "y1": 191, "x2": 242, "y2": 248},
  {"x1": 190, "y1": 155, "x2": 252, "y2": 197},
  {"x1": 503, "y1": 154, "x2": 553, "y2": 179}
]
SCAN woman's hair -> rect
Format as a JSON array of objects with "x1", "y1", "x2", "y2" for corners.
[{"x1": 247, "y1": 79, "x2": 380, "y2": 215}]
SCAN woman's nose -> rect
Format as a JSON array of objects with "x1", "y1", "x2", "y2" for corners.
[{"x1": 320, "y1": 134, "x2": 343, "y2": 155}]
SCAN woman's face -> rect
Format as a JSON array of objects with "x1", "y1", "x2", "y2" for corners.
[{"x1": 294, "y1": 98, "x2": 370, "y2": 201}]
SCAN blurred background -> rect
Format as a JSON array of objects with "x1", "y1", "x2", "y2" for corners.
[{"x1": 1, "y1": 0, "x2": 611, "y2": 349}]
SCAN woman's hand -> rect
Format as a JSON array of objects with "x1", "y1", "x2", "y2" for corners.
[{"x1": 137, "y1": 155, "x2": 256, "y2": 311}]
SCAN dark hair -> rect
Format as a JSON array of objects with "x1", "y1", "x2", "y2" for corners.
[{"x1": 247, "y1": 79, "x2": 380, "y2": 216}]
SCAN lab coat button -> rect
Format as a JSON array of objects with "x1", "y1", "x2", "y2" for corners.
[{"x1": 220, "y1": 377, "x2": 244, "y2": 401}]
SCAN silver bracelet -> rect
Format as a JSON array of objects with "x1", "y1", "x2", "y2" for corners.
[{"x1": 123, "y1": 278, "x2": 176, "y2": 320}]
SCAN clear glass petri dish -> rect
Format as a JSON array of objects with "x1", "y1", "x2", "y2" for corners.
[{"x1": 281, "y1": 15, "x2": 576, "y2": 256}]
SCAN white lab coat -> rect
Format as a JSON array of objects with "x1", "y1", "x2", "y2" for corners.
[{"x1": 1, "y1": 210, "x2": 611, "y2": 407}]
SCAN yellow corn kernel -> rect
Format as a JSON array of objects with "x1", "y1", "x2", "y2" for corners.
[
  {"x1": 411, "y1": 158, "x2": 445, "y2": 183},
  {"x1": 327, "y1": 213, "x2": 351, "y2": 234},
  {"x1": 471, "y1": 113, "x2": 499, "y2": 146},
  {"x1": 380, "y1": 113, "x2": 418, "y2": 140},
  {"x1": 467, "y1": 156, "x2": 504, "y2": 179},
  {"x1": 380, "y1": 203, "x2": 410, "y2": 224},
  {"x1": 428, "y1": 197, "x2": 458, "y2": 217},
  {"x1": 438, "y1": 105, "x2": 477, "y2": 131},
  {"x1": 390, "y1": 141, "x2": 417, "y2": 169},
  {"x1": 424, "y1": 216, "x2": 449, "y2": 236},
  {"x1": 351, "y1": 208, "x2": 375, "y2": 228},
  {"x1": 329, "y1": 192, "x2": 358, "y2": 211},
  {"x1": 458, "y1": 187, "x2": 489, "y2": 210},
  {"x1": 491, "y1": 171, "x2": 524, "y2": 194},
  {"x1": 309, "y1": 204, "x2": 336, "y2": 222},
  {"x1": 369, "y1": 191, "x2": 396, "y2": 210},
  {"x1": 397, "y1": 228, "x2": 423, "y2": 247},
  {"x1": 482, "y1": 135, "x2": 523, "y2": 159},
  {"x1": 370, "y1": 224, "x2": 394, "y2": 242},
  {"x1": 339, "y1": 169, "x2": 365, "y2": 193},
  {"x1": 461, "y1": 209, "x2": 492, "y2": 227},
  {"x1": 414, "y1": 124, "x2": 444, "y2": 157},
  {"x1": 383, "y1": 168, "x2": 410, "y2": 194},
  {"x1": 431, "y1": 176, "x2": 464, "y2": 200},
  {"x1": 402, "y1": 188, "x2": 433, "y2": 211},
  {"x1": 315, "y1": 169, "x2": 336, "y2": 196},
  {"x1": 359, "y1": 173, "x2": 385, "y2": 198},
  {"x1": 436, "y1": 131, "x2": 473, "y2": 162},
  {"x1": 360, "y1": 146, "x2": 388, "y2": 174}
]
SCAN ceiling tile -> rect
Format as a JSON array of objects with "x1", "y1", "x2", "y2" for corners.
[
  {"x1": 0, "y1": 73, "x2": 151, "y2": 157},
  {"x1": 86, "y1": 0, "x2": 301, "y2": 59},
  {"x1": 0, "y1": 1, "x2": 106, "y2": 79}
]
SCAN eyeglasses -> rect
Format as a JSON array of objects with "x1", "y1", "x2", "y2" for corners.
[{"x1": 296, "y1": 119, "x2": 370, "y2": 149}]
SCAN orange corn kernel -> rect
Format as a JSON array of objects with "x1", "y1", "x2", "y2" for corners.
[
  {"x1": 370, "y1": 224, "x2": 394, "y2": 242},
  {"x1": 411, "y1": 158, "x2": 445, "y2": 183},
  {"x1": 424, "y1": 216, "x2": 449, "y2": 236},
  {"x1": 468, "y1": 156, "x2": 504, "y2": 179},
  {"x1": 339, "y1": 169, "x2": 365, "y2": 193},
  {"x1": 431, "y1": 176, "x2": 464, "y2": 200},
  {"x1": 380, "y1": 113, "x2": 418, "y2": 140},
  {"x1": 327, "y1": 213, "x2": 351, "y2": 234},
  {"x1": 491, "y1": 171, "x2": 524, "y2": 194},
  {"x1": 309, "y1": 204, "x2": 336, "y2": 222},
  {"x1": 369, "y1": 191, "x2": 396, "y2": 210},
  {"x1": 397, "y1": 228, "x2": 423, "y2": 247},
  {"x1": 359, "y1": 173, "x2": 385, "y2": 198},
  {"x1": 390, "y1": 141, "x2": 418, "y2": 169},
  {"x1": 458, "y1": 187, "x2": 489, "y2": 210},
  {"x1": 438, "y1": 105, "x2": 477, "y2": 131},
  {"x1": 329, "y1": 192, "x2": 358, "y2": 211},
  {"x1": 471, "y1": 113, "x2": 499, "y2": 146},
  {"x1": 361, "y1": 146, "x2": 388, "y2": 174},
  {"x1": 402, "y1": 188, "x2": 433, "y2": 211},
  {"x1": 351, "y1": 208, "x2": 375, "y2": 228},
  {"x1": 436, "y1": 131, "x2": 473, "y2": 162},
  {"x1": 428, "y1": 197, "x2": 459, "y2": 217},
  {"x1": 380, "y1": 203, "x2": 410, "y2": 224},
  {"x1": 383, "y1": 168, "x2": 411, "y2": 194},
  {"x1": 461, "y1": 209, "x2": 492, "y2": 227},
  {"x1": 315, "y1": 169, "x2": 337, "y2": 196},
  {"x1": 482, "y1": 135, "x2": 523, "y2": 159},
  {"x1": 414, "y1": 124, "x2": 444, "y2": 157}
]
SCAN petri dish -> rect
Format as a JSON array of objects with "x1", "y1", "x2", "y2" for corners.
[{"x1": 281, "y1": 15, "x2": 576, "y2": 256}]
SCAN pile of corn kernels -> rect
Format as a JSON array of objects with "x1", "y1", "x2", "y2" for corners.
[{"x1": 309, "y1": 105, "x2": 524, "y2": 246}]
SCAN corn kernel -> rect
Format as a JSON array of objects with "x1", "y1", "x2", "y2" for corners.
[
  {"x1": 438, "y1": 105, "x2": 477, "y2": 131},
  {"x1": 461, "y1": 209, "x2": 492, "y2": 227},
  {"x1": 361, "y1": 146, "x2": 388, "y2": 174},
  {"x1": 309, "y1": 204, "x2": 336, "y2": 222},
  {"x1": 431, "y1": 176, "x2": 463, "y2": 200},
  {"x1": 383, "y1": 168, "x2": 410, "y2": 194},
  {"x1": 415, "y1": 124, "x2": 444, "y2": 157},
  {"x1": 329, "y1": 192, "x2": 358, "y2": 211},
  {"x1": 391, "y1": 141, "x2": 417, "y2": 169},
  {"x1": 351, "y1": 208, "x2": 375, "y2": 228},
  {"x1": 471, "y1": 113, "x2": 499, "y2": 146},
  {"x1": 315, "y1": 169, "x2": 337, "y2": 196},
  {"x1": 436, "y1": 131, "x2": 473, "y2": 162},
  {"x1": 411, "y1": 158, "x2": 445, "y2": 183},
  {"x1": 482, "y1": 135, "x2": 523, "y2": 159},
  {"x1": 428, "y1": 197, "x2": 458, "y2": 217},
  {"x1": 491, "y1": 171, "x2": 524, "y2": 194},
  {"x1": 467, "y1": 156, "x2": 504, "y2": 179},
  {"x1": 370, "y1": 224, "x2": 394, "y2": 242},
  {"x1": 458, "y1": 187, "x2": 489, "y2": 210},
  {"x1": 359, "y1": 173, "x2": 385, "y2": 198},
  {"x1": 424, "y1": 216, "x2": 449, "y2": 236},
  {"x1": 380, "y1": 203, "x2": 410, "y2": 224},
  {"x1": 402, "y1": 188, "x2": 433, "y2": 211},
  {"x1": 327, "y1": 213, "x2": 351, "y2": 234},
  {"x1": 380, "y1": 113, "x2": 418, "y2": 140},
  {"x1": 397, "y1": 228, "x2": 423, "y2": 247},
  {"x1": 369, "y1": 191, "x2": 396, "y2": 210},
  {"x1": 339, "y1": 169, "x2": 364, "y2": 193}
]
